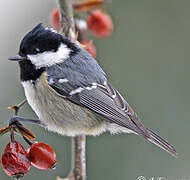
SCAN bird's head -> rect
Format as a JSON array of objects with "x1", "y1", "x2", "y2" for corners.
[{"x1": 9, "y1": 23, "x2": 79, "y2": 69}]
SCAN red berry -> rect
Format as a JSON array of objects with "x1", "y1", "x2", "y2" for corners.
[
  {"x1": 49, "y1": 8, "x2": 61, "y2": 31},
  {"x1": 1, "y1": 141, "x2": 31, "y2": 178},
  {"x1": 87, "y1": 10, "x2": 113, "y2": 38},
  {"x1": 80, "y1": 40, "x2": 96, "y2": 57},
  {"x1": 28, "y1": 142, "x2": 56, "y2": 170}
]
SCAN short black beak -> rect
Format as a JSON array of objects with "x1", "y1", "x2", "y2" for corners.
[{"x1": 8, "y1": 54, "x2": 26, "y2": 61}]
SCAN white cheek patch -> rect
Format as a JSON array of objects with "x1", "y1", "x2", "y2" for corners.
[{"x1": 27, "y1": 44, "x2": 71, "y2": 69}]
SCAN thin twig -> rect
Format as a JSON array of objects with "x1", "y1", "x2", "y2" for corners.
[
  {"x1": 71, "y1": 136, "x2": 86, "y2": 180},
  {"x1": 58, "y1": 0, "x2": 75, "y2": 38},
  {"x1": 57, "y1": 0, "x2": 87, "y2": 180},
  {"x1": 10, "y1": 128, "x2": 15, "y2": 142},
  {"x1": 7, "y1": 99, "x2": 27, "y2": 116}
]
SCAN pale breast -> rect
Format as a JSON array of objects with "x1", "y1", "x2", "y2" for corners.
[{"x1": 21, "y1": 72, "x2": 107, "y2": 136}]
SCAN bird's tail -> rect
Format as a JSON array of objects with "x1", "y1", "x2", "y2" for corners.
[{"x1": 145, "y1": 128, "x2": 178, "y2": 158}]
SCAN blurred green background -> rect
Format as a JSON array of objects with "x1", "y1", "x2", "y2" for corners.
[{"x1": 0, "y1": 0, "x2": 189, "y2": 179}]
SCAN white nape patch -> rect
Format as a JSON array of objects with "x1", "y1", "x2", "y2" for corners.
[
  {"x1": 75, "y1": 19, "x2": 87, "y2": 30},
  {"x1": 58, "y1": 78, "x2": 69, "y2": 83},
  {"x1": 27, "y1": 44, "x2": 71, "y2": 69}
]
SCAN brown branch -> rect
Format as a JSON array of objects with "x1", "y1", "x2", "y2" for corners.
[
  {"x1": 58, "y1": 0, "x2": 75, "y2": 38},
  {"x1": 57, "y1": 0, "x2": 87, "y2": 180},
  {"x1": 71, "y1": 136, "x2": 86, "y2": 180}
]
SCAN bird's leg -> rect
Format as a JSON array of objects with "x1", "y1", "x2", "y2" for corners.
[
  {"x1": 8, "y1": 115, "x2": 47, "y2": 127},
  {"x1": 7, "y1": 99, "x2": 46, "y2": 127},
  {"x1": 7, "y1": 99, "x2": 27, "y2": 115}
]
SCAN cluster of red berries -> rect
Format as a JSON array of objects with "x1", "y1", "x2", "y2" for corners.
[
  {"x1": 49, "y1": 0, "x2": 113, "y2": 58},
  {"x1": 0, "y1": 123, "x2": 56, "y2": 179}
]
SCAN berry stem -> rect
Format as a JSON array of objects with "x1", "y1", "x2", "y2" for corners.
[
  {"x1": 10, "y1": 128, "x2": 15, "y2": 142},
  {"x1": 22, "y1": 135, "x2": 33, "y2": 146}
]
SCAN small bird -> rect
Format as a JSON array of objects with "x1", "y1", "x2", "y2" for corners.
[{"x1": 9, "y1": 23, "x2": 177, "y2": 157}]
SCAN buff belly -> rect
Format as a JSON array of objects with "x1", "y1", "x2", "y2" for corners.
[{"x1": 21, "y1": 73, "x2": 107, "y2": 136}]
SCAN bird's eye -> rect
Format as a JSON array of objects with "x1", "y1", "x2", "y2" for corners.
[
  {"x1": 32, "y1": 48, "x2": 40, "y2": 54},
  {"x1": 35, "y1": 48, "x2": 40, "y2": 53}
]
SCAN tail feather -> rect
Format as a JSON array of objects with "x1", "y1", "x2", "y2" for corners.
[{"x1": 146, "y1": 128, "x2": 178, "y2": 158}]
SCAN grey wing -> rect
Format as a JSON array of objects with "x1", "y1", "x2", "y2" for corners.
[
  {"x1": 78, "y1": 82, "x2": 149, "y2": 137},
  {"x1": 48, "y1": 78, "x2": 178, "y2": 157},
  {"x1": 47, "y1": 75, "x2": 149, "y2": 137},
  {"x1": 46, "y1": 49, "x2": 177, "y2": 157}
]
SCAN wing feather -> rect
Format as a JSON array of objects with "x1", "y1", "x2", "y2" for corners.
[
  {"x1": 45, "y1": 49, "x2": 177, "y2": 157},
  {"x1": 47, "y1": 71, "x2": 177, "y2": 157},
  {"x1": 48, "y1": 76, "x2": 148, "y2": 136},
  {"x1": 106, "y1": 82, "x2": 149, "y2": 136}
]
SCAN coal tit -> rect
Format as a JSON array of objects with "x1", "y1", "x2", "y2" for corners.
[{"x1": 9, "y1": 23, "x2": 177, "y2": 157}]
